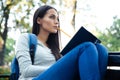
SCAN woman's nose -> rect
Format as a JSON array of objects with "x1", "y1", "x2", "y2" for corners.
[{"x1": 55, "y1": 19, "x2": 59, "y2": 24}]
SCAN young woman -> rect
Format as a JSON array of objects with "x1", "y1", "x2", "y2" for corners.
[{"x1": 15, "y1": 5, "x2": 108, "y2": 80}]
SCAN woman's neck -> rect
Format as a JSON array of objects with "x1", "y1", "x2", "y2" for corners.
[{"x1": 37, "y1": 30, "x2": 49, "y2": 46}]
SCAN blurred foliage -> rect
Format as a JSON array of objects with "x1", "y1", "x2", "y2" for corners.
[
  {"x1": 0, "y1": 66, "x2": 10, "y2": 80},
  {"x1": 0, "y1": 66, "x2": 10, "y2": 74},
  {"x1": 5, "y1": 38, "x2": 15, "y2": 64},
  {"x1": 5, "y1": 38, "x2": 15, "y2": 55},
  {"x1": 98, "y1": 16, "x2": 120, "y2": 51}
]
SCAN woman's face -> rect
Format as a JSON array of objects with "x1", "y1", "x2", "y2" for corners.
[{"x1": 37, "y1": 9, "x2": 59, "y2": 34}]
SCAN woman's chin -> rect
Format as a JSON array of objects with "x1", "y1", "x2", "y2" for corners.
[{"x1": 51, "y1": 30, "x2": 58, "y2": 34}]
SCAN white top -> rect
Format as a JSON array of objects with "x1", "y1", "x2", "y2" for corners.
[{"x1": 15, "y1": 33, "x2": 56, "y2": 80}]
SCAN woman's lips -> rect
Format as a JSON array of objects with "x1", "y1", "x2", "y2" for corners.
[{"x1": 53, "y1": 26, "x2": 58, "y2": 29}]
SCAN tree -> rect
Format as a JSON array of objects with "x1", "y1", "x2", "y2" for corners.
[
  {"x1": 0, "y1": 0, "x2": 17, "y2": 65},
  {"x1": 71, "y1": 0, "x2": 77, "y2": 30},
  {"x1": 60, "y1": 0, "x2": 78, "y2": 31},
  {"x1": 99, "y1": 16, "x2": 120, "y2": 51}
]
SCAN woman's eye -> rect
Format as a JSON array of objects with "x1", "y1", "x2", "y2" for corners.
[
  {"x1": 49, "y1": 15, "x2": 59, "y2": 21},
  {"x1": 49, "y1": 15, "x2": 55, "y2": 19}
]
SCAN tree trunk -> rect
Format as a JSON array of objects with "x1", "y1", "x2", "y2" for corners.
[
  {"x1": 0, "y1": 4, "x2": 10, "y2": 66},
  {"x1": 72, "y1": 0, "x2": 77, "y2": 30},
  {"x1": 0, "y1": 44, "x2": 5, "y2": 65}
]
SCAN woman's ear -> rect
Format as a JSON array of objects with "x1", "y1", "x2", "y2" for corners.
[{"x1": 37, "y1": 17, "x2": 41, "y2": 24}]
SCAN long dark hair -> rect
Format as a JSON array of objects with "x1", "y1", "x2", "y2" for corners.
[{"x1": 32, "y1": 5, "x2": 61, "y2": 60}]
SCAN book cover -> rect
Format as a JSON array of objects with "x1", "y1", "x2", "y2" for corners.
[{"x1": 60, "y1": 26, "x2": 101, "y2": 55}]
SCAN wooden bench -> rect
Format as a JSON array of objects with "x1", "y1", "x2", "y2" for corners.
[
  {"x1": 104, "y1": 52, "x2": 120, "y2": 80},
  {"x1": 0, "y1": 52, "x2": 120, "y2": 80},
  {"x1": 0, "y1": 74, "x2": 10, "y2": 79}
]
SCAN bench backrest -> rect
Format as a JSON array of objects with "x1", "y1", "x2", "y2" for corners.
[{"x1": 104, "y1": 52, "x2": 120, "y2": 80}]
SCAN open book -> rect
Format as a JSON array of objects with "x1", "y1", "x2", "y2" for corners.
[{"x1": 60, "y1": 26, "x2": 101, "y2": 55}]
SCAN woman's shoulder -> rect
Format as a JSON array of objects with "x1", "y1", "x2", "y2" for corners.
[
  {"x1": 19, "y1": 33, "x2": 29, "y2": 38},
  {"x1": 16, "y1": 33, "x2": 30, "y2": 45},
  {"x1": 15, "y1": 33, "x2": 30, "y2": 51},
  {"x1": 17, "y1": 33, "x2": 31, "y2": 41}
]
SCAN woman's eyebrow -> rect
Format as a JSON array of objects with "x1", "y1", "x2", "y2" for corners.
[{"x1": 49, "y1": 13, "x2": 58, "y2": 17}]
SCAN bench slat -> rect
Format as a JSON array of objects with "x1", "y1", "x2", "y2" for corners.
[
  {"x1": 0, "y1": 74, "x2": 10, "y2": 78},
  {"x1": 105, "y1": 69, "x2": 120, "y2": 80},
  {"x1": 104, "y1": 52, "x2": 120, "y2": 80},
  {"x1": 108, "y1": 52, "x2": 120, "y2": 66}
]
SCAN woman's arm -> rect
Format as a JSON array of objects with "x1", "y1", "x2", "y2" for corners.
[{"x1": 15, "y1": 33, "x2": 48, "y2": 78}]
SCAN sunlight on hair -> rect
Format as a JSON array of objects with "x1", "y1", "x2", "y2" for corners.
[{"x1": 57, "y1": 27, "x2": 71, "y2": 38}]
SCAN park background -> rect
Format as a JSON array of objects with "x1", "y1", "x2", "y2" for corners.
[{"x1": 0, "y1": 0, "x2": 120, "y2": 78}]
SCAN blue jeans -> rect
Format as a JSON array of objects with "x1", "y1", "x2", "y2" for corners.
[{"x1": 33, "y1": 42, "x2": 108, "y2": 80}]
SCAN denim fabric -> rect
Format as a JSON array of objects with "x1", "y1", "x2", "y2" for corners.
[{"x1": 33, "y1": 42, "x2": 108, "y2": 80}]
